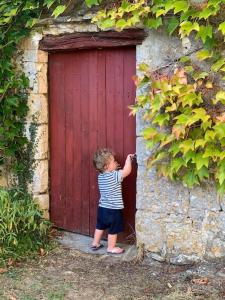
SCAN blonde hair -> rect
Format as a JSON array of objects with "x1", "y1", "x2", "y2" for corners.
[{"x1": 93, "y1": 148, "x2": 115, "y2": 173}]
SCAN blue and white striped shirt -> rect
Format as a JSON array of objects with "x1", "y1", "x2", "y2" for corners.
[{"x1": 98, "y1": 170, "x2": 123, "y2": 209}]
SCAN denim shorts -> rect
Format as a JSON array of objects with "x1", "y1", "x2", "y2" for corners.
[{"x1": 96, "y1": 206, "x2": 124, "y2": 234}]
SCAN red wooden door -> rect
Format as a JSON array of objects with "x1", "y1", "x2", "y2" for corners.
[{"x1": 49, "y1": 47, "x2": 136, "y2": 241}]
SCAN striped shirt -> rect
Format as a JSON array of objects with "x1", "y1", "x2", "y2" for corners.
[{"x1": 98, "y1": 170, "x2": 124, "y2": 209}]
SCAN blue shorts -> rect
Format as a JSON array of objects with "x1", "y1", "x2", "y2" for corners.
[{"x1": 96, "y1": 206, "x2": 124, "y2": 234}]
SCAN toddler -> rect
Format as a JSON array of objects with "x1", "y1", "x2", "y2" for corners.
[{"x1": 91, "y1": 148, "x2": 135, "y2": 254}]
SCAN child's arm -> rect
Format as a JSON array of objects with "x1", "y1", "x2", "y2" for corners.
[{"x1": 120, "y1": 154, "x2": 135, "y2": 178}]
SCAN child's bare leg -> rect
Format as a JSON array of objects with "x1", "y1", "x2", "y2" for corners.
[
  {"x1": 92, "y1": 229, "x2": 104, "y2": 246},
  {"x1": 107, "y1": 234, "x2": 124, "y2": 253}
]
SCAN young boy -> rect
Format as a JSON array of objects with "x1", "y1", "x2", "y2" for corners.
[{"x1": 91, "y1": 148, "x2": 135, "y2": 254}]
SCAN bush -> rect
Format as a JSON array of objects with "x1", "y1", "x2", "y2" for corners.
[{"x1": 0, "y1": 188, "x2": 52, "y2": 265}]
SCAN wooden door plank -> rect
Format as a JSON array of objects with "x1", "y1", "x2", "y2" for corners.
[
  {"x1": 122, "y1": 48, "x2": 136, "y2": 241},
  {"x1": 113, "y1": 49, "x2": 124, "y2": 164},
  {"x1": 80, "y1": 51, "x2": 90, "y2": 235},
  {"x1": 97, "y1": 50, "x2": 107, "y2": 148},
  {"x1": 71, "y1": 54, "x2": 82, "y2": 233},
  {"x1": 89, "y1": 50, "x2": 99, "y2": 236},
  {"x1": 49, "y1": 53, "x2": 66, "y2": 229},
  {"x1": 64, "y1": 53, "x2": 77, "y2": 231},
  {"x1": 105, "y1": 50, "x2": 116, "y2": 151}
]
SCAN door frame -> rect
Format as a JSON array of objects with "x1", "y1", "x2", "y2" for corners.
[{"x1": 39, "y1": 28, "x2": 146, "y2": 235}]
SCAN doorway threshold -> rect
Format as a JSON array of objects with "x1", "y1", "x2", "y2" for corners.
[{"x1": 57, "y1": 231, "x2": 137, "y2": 262}]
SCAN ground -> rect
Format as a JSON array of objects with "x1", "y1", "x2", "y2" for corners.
[{"x1": 0, "y1": 234, "x2": 225, "y2": 300}]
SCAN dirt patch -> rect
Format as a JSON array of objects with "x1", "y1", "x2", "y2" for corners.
[{"x1": 0, "y1": 245, "x2": 224, "y2": 300}]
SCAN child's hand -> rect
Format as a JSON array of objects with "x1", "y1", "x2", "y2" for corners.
[
  {"x1": 126, "y1": 154, "x2": 136, "y2": 162},
  {"x1": 115, "y1": 161, "x2": 121, "y2": 169}
]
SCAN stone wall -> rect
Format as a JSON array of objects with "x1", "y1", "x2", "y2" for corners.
[{"x1": 136, "y1": 29, "x2": 225, "y2": 264}]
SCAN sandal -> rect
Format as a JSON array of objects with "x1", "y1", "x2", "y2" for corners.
[
  {"x1": 107, "y1": 247, "x2": 125, "y2": 254},
  {"x1": 90, "y1": 244, "x2": 104, "y2": 251}
]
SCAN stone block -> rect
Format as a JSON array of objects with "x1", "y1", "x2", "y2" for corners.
[
  {"x1": 136, "y1": 167, "x2": 190, "y2": 215},
  {"x1": 136, "y1": 210, "x2": 165, "y2": 252},
  {"x1": 136, "y1": 137, "x2": 153, "y2": 166},
  {"x1": 43, "y1": 23, "x2": 98, "y2": 35},
  {"x1": 19, "y1": 32, "x2": 43, "y2": 50},
  {"x1": 23, "y1": 62, "x2": 38, "y2": 91},
  {"x1": 34, "y1": 193, "x2": 49, "y2": 210},
  {"x1": 32, "y1": 160, "x2": 48, "y2": 194},
  {"x1": 0, "y1": 175, "x2": 8, "y2": 187},
  {"x1": 169, "y1": 254, "x2": 201, "y2": 265},
  {"x1": 189, "y1": 186, "x2": 221, "y2": 222},
  {"x1": 136, "y1": 29, "x2": 201, "y2": 71},
  {"x1": 202, "y1": 211, "x2": 225, "y2": 258},
  {"x1": 34, "y1": 124, "x2": 49, "y2": 160},
  {"x1": 165, "y1": 215, "x2": 204, "y2": 256},
  {"x1": 20, "y1": 49, "x2": 48, "y2": 63},
  {"x1": 27, "y1": 93, "x2": 48, "y2": 124},
  {"x1": 37, "y1": 63, "x2": 48, "y2": 94}
]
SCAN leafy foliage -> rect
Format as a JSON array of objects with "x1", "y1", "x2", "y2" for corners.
[{"x1": 0, "y1": 188, "x2": 51, "y2": 266}]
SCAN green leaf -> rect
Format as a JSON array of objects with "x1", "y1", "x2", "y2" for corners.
[
  {"x1": 168, "y1": 142, "x2": 181, "y2": 156},
  {"x1": 4, "y1": 8, "x2": 18, "y2": 17},
  {"x1": 184, "y1": 150, "x2": 196, "y2": 164},
  {"x1": 179, "y1": 139, "x2": 194, "y2": 154},
  {"x1": 196, "y1": 49, "x2": 213, "y2": 60},
  {"x1": 196, "y1": 25, "x2": 212, "y2": 44},
  {"x1": 99, "y1": 18, "x2": 115, "y2": 29},
  {"x1": 183, "y1": 170, "x2": 199, "y2": 188},
  {"x1": 201, "y1": 120, "x2": 212, "y2": 131},
  {"x1": 211, "y1": 59, "x2": 225, "y2": 72},
  {"x1": 145, "y1": 17, "x2": 162, "y2": 29},
  {"x1": 152, "y1": 113, "x2": 170, "y2": 127},
  {"x1": 205, "y1": 130, "x2": 216, "y2": 141},
  {"x1": 196, "y1": 166, "x2": 209, "y2": 180},
  {"x1": 167, "y1": 17, "x2": 179, "y2": 35},
  {"x1": 179, "y1": 21, "x2": 199, "y2": 37},
  {"x1": 192, "y1": 108, "x2": 210, "y2": 123},
  {"x1": 184, "y1": 65, "x2": 194, "y2": 73},
  {"x1": 215, "y1": 90, "x2": 225, "y2": 104},
  {"x1": 216, "y1": 160, "x2": 225, "y2": 185},
  {"x1": 138, "y1": 63, "x2": 149, "y2": 72},
  {"x1": 116, "y1": 19, "x2": 128, "y2": 30},
  {"x1": 192, "y1": 71, "x2": 208, "y2": 80},
  {"x1": 192, "y1": 153, "x2": 209, "y2": 170},
  {"x1": 218, "y1": 21, "x2": 225, "y2": 35},
  {"x1": 142, "y1": 127, "x2": 158, "y2": 139},
  {"x1": 195, "y1": 139, "x2": 206, "y2": 149},
  {"x1": 179, "y1": 56, "x2": 191, "y2": 63},
  {"x1": 25, "y1": 18, "x2": 39, "y2": 28},
  {"x1": 85, "y1": 0, "x2": 100, "y2": 7},
  {"x1": 171, "y1": 157, "x2": 186, "y2": 172},
  {"x1": 198, "y1": 7, "x2": 216, "y2": 20},
  {"x1": 173, "y1": 1, "x2": 189, "y2": 14},
  {"x1": 52, "y1": 5, "x2": 66, "y2": 18},
  {"x1": 214, "y1": 123, "x2": 225, "y2": 138},
  {"x1": 147, "y1": 151, "x2": 167, "y2": 167},
  {"x1": 44, "y1": 0, "x2": 55, "y2": 9}
]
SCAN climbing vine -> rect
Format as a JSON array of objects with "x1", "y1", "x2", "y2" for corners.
[{"x1": 87, "y1": 0, "x2": 225, "y2": 193}]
